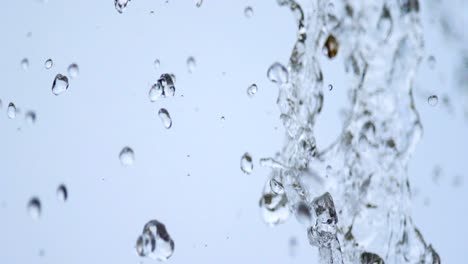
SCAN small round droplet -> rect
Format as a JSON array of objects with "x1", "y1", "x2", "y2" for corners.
[
  {"x1": 247, "y1": 84, "x2": 258, "y2": 97},
  {"x1": 428, "y1": 95, "x2": 438, "y2": 106},
  {"x1": 153, "y1": 59, "x2": 160, "y2": 71},
  {"x1": 52, "y1": 74, "x2": 69, "y2": 96},
  {"x1": 267, "y1": 62, "x2": 288, "y2": 84},
  {"x1": 7, "y1": 103, "x2": 16, "y2": 119},
  {"x1": 328, "y1": 84, "x2": 333, "y2": 91},
  {"x1": 323, "y1": 34, "x2": 339, "y2": 59},
  {"x1": 195, "y1": 0, "x2": 203, "y2": 8},
  {"x1": 56, "y1": 184, "x2": 68, "y2": 202},
  {"x1": 240, "y1": 153, "x2": 253, "y2": 174},
  {"x1": 149, "y1": 83, "x2": 164, "y2": 102},
  {"x1": 20, "y1": 58, "x2": 29, "y2": 71},
  {"x1": 428, "y1": 55, "x2": 436, "y2": 69},
  {"x1": 27, "y1": 197, "x2": 41, "y2": 220},
  {"x1": 244, "y1": 6, "x2": 254, "y2": 18},
  {"x1": 67, "y1": 63, "x2": 79, "y2": 79},
  {"x1": 119, "y1": 146, "x2": 135, "y2": 166},
  {"x1": 115, "y1": 0, "x2": 129, "y2": 13},
  {"x1": 158, "y1": 108, "x2": 172, "y2": 129},
  {"x1": 25, "y1": 111, "x2": 36, "y2": 124},
  {"x1": 44, "y1": 59, "x2": 53, "y2": 69},
  {"x1": 187, "y1": 56, "x2": 196, "y2": 73}
]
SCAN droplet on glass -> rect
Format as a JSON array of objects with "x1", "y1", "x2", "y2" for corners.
[
  {"x1": 428, "y1": 95, "x2": 438, "y2": 106},
  {"x1": 51, "y1": 74, "x2": 69, "y2": 96},
  {"x1": 153, "y1": 59, "x2": 160, "y2": 71},
  {"x1": 7, "y1": 103, "x2": 16, "y2": 119},
  {"x1": 44, "y1": 59, "x2": 53, "y2": 69},
  {"x1": 240, "y1": 152, "x2": 253, "y2": 174},
  {"x1": 27, "y1": 197, "x2": 41, "y2": 220},
  {"x1": 328, "y1": 84, "x2": 333, "y2": 91},
  {"x1": 25, "y1": 111, "x2": 36, "y2": 124},
  {"x1": 428, "y1": 55, "x2": 436, "y2": 69},
  {"x1": 187, "y1": 56, "x2": 196, "y2": 73},
  {"x1": 67, "y1": 63, "x2": 79, "y2": 79},
  {"x1": 158, "y1": 108, "x2": 172, "y2": 129},
  {"x1": 119, "y1": 146, "x2": 135, "y2": 166},
  {"x1": 323, "y1": 34, "x2": 339, "y2": 59},
  {"x1": 195, "y1": 0, "x2": 203, "y2": 8},
  {"x1": 137, "y1": 219, "x2": 175, "y2": 261},
  {"x1": 247, "y1": 84, "x2": 258, "y2": 97},
  {"x1": 20, "y1": 58, "x2": 29, "y2": 71},
  {"x1": 244, "y1": 6, "x2": 254, "y2": 18},
  {"x1": 149, "y1": 82, "x2": 164, "y2": 102},
  {"x1": 57, "y1": 184, "x2": 68, "y2": 202},
  {"x1": 115, "y1": 0, "x2": 129, "y2": 13},
  {"x1": 267, "y1": 62, "x2": 288, "y2": 84}
]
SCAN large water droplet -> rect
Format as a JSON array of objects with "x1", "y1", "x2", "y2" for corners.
[
  {"x1": 323, "y1": 34, "x2": 339, "y2": 59},
  {"x1": 21, "y1": 58, "x2": 29, "y2": 71},
  {"x1": 137, "y1": 220, "x2": 175, "y2": 261},
  {"x1": 57, "y1": 184, "x2": 68, "y2": 202},
  {"x1": 195, "y1": 0, "x2": 203, "y2": 8},
  {"x1": 52, "y1": 74, "x2": 69, "y2": 96},
  {"x1": 267, "y1": 62, "x2": 288, "y2": 84},
  {"x1": 187, "y1": 56, "x2": 196, "y2": 73},
  {"x1": 7, "y1": 103, "x2": 16, "y2": 119},
  {"x1": 244, "y1": 6, "x2": 254, "y2": 18},
  {"x1": 247, "y1": 84, "x2": 258, "y2": 97},
  {"x1": 44, "y1": 59, "x2": 53, "y2": 69},
  {"x1": 25, "y1": 111, "x2": 36, "y2": 124},
  {"x1": 428, "y1": 95, "x2": 438, "y2": 106},
  {"x1": 158, "y1": 74, "x2": 176, "y2": 97},
  {"x1": 240, "y1": 153, "x2": 253, "y2": 174},
  {"x1": 158, "y1": 108, "x2": 172, "y2": 129},
  {"x1": 149, "y1": 83, "x2": 164, "y2": 102},
  {"x1": 67, "y1": 63, "x2": 79, "y2": 79},
  {"x1": 115, "y1": 0, "x2": 129, "y2": 13},
  {"x1": 119, "y1": 147, "x2": 135, "y2": 166},
  {"x1": 27, "y1": 197, "x2": 41, "y2": 220}
]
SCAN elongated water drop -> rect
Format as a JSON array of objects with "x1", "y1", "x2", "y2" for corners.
[
  {"x1": 115, "y1": 0, "x2": 129, "y2": 13},
  {"x1": 21, "y1": 58, "x2": 29, "y2": 71},
  {"x1": 67, "y1": 63, "x2": 79, "y2": 79},
  {"x1": 158, "y1": 108, "x2": 172, "y2": 129},
  {"x1": 187, "y1": 56, "x2": 196, "y2": 73},
  {"x1": 244, "y1": 6, "x2": 254, "y2": 18},
  {"x1": 52, "y1": 74, "x2": 69, "y2": 95},
  {"x1": 27, "y1": 197, "x2": 41, "y2": 220},
  {"x1": 158, "y1": 74, "x2": 176, "y2": 97},
  {"x1": 428, "y1": 95, "x2": 438, "y2": 106},
  {"x1": 119, "y1": 146, "x2": 135, "y2": 166},
  {"x1": 267, "y1": 62, "x2": 288, "y2": 84},
  {"x1": 247, "y1": 84, "x2": 257, "y2": 97},
  {"x1": 7, "y1": 103, "x2": 16, "y2": 119},
  {"x1": 57, "y1": 184, "x2": 68, "y2": 202},
  {"x1": 428, "y1": 55, "x2": 436, "y2": 69},
  {"x1": 44, "y1": 59, "x2": 53, "y2": 69},
  {"x1": 240, "y1": 153, "x2": 253, "y2": 174}
]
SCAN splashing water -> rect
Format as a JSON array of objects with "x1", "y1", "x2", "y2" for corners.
[{"x1": 260, "y1": 0, "x2": 439, "y2": 263}]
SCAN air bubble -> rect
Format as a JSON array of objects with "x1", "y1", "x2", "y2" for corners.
[
  {"x1": 27, "y1": 197, "x2": 41, "y2": 220},
  {"x1": 428, "y1": 95, "x2": 438, "y2": 106},
  {"x1": 20, "y1": 58, "x2": 29, "y2": 71},
  {"x1": 244, "y1": 6, "x2": 254, "y2": 18},
  {"x1": 267, "y1": 62, "x2": 288, "y2": 84},
  {"x1": 119, "y1": 146, "x2": 135, "y2": 166},
  {"x1": 44, "y1": 59, "x2": 53, "y2": 69},
  {"x1": 187, "y1": 56, "x2": 196, "y2": 73},
  {"x1": 115, "y1": 0, "x2": 129, "y2": 13},
  {"x1": 67, "y1": 63, "x2": 79, "y2": 79},
  {"x1": 7, "y1": 103, "x2": 16, "y2": 119},
  {"x1": 52, "y1": 74, "x2": 69, "y2": 96},
  {"x1": 136, "y1": 220, "x2": 175, "y2": 261},
  {"x1": 247, "y1": 84, "x2": 258, "y2": 97},
  {"x1": 25, "y1": 111, "x2": 36, "y2": 124},
  {"x1": 240, "y1": 153, "x2": 253, "y2": 174},
  {"x1": 57, "y1": 184, "x2": 68, "y2": 202},
  {"x1": 158, "y1": 108, "x2": 172, "y2": 129}
]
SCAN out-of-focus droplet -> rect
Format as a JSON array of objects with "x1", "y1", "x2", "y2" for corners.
[
  {"x1": 7, "y1": 103, "x2": 16, "y2": 119},
  {"x1": 296, "y1": 202, "x2": 312, "y2": 225},
  {"x1": 247, "y1": 84, "x2": 258, "y2": 97},
  {"x1": 25, "y1": 111, "x2": 36, "y2": 124},
  {"x1": 428, "y1": 55, "x2": 436, "y2": 69},
  {"x1": 67, "y1": 63, "x2": 79, "y2": 79},
  {"x1": 44, "y1": 59, "x2": 53, "y2": 69},
  {"x1": 428, "y1": 95, "x2": 438, "y2": 106},
  {"x1": 323, "y1": 34, "x2": 339, "y2": 58},
  {"x1": 244, "y1": 6, "x2": 254, "y2": 18},
  {"x1": 0, "y1": 99, "x2": 2, "y2": 109},
  {"x1": 289, "y1": 236, "x2": 298, "y2": 257},
  {"x1": 326, "y1": 165, "x2": 332, "y2": 177},
  {"x1": 21, "y1": 58, "x2": 29, "y2": 71},
  {"x1": 195, "y1": 0, "x2": 203, "y2": 8},
  {"x1": 240, "y1": 153, "x2": 253, "y2": 174},
  {"x1": 259, "y1": 192, "x2": 290, "y2": 226},
  {"x1": 149, "y1": 83, "x2": 164, "y2": 102},
  {"x1": 267, "y1": 62, "x2": 288, "y2": 84},
  {"x1": 328, "y1": 84, "x2": 333, "y2": 91},
  {"x1": 52, "y1": 74, "x2": 69, "y2": 96},
  {"x1": 27, "y1": 197, "x2": 41, "y2": 220},
  {"x1": 220, "y1": 116, "x2": 226, "y2": 122},
  {"x1": 154, "y1": 59, "x2": 160, "y2": 71},
  {"x1": 158, "y1": 108, "x2": 172, "y2": 129},
  {"x1": 138, "y1": 219, "x2": 175, "y2": 261},
  {"x1": 119, "y1": 146, "x2": 135, "y2": 166},
  {"x1": 115, "y1": 0, "x2": 129, "y2": 13},
  {"x1": 57, "y1": 184, "x2": 68, "y2": 202},
  {"x1": 187, "y1": 56, "x2": 196, "y2": 73}
]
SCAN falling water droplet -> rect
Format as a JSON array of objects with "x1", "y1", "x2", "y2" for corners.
[
  {"x1": 195, "y1": 0, "x2": 203, "y2": 8},
  {"x1": 25, "y1": 111, "x2": 36, "y2": 124},
  {"x1": 7, "y1": 103, "x2": 16, "y2": 119},
  {"x1": 328, "y1": 84, "x2": 333, "y2": 91},
  {"x1": 57, "y1": 184, "x2": 68, "y2": 202},
  {"x1": 244, "y1": 6, "x2": 254, "y2": 18},
  {"x1": 240, "y1": 153, "x2": 253, "y2": 174},
  {"x1": 119, "y1": 147, "x2": 135, "y2": 166},
  {"x1": 153, "y1": 59, "x2": 160, "y2": 71},
  {"x1": 323, "y1": 34, "x2": 339, "y2": 58},
  {"x1": 187, "y1": 56, "x2": 196, "y2": 73},
  {"x1": 51, "y1": 74, "x2": 69, "y2": 96},
  {"x1": 247, "y1": 84, "x2": 258, "y2": 97},
  {"x1": 428, "y1": 95, "x2": 438, "y2": 106},
  {"x1": 27, "y1": 197, "x2": 41, "y2": 220},
  {"x1": 428, "y1": 55, "x2": 436, "y2": 69},
  {"x1": 67, "y1": 63, "x2": 79, "y2": 79},
  {"x1": 158, "y1": 108, "x2": 172, "y2": 129},
  {"x1": 115, "y1": 0, "x2": 129, "y2": 13},
  {"x1": 20, "y1": 58, "x2": 29, "y2": 70},
  {"x1": 149, "y1": 83, "x2": 164, "y2": 102},
  {"x1": 137, "y1": 220, "x2": 175, "y2": 261},
  {"x1": 44, "y1": 59, "x2": 53, "y2": 69},
  {"x1": 267, "y1": 62, "x2": 288, "y2": 84}
]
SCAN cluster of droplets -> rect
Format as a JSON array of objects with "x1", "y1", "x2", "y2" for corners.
[{"x1": 135, "y1": 220, "x2": 175, "y2": 261}]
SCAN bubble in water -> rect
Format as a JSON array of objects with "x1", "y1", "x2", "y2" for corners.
[
  {"x1": 428, "y1": 95, "x2": 438, "y2": 106},
  {"x1": 149, "y1": 83, "x2": 164, "y2": 102},
  {"x1": 328, "y1": 84, "x2": 333, "y2": 91},
  {"x1": 153, "y1": 59, "x2": 160, "y2": 71},
  {"x1": 247, "y1": 84, "x2": 258, "y2": 97},
  {"x1": 267, "y1": 62, "x2": 288, "y2": 84},
  {"x1": 20, "y1": 58, "x2": 29, "y2": 70},
  {"x1": 115, "y1": 0, "x2": 129, "y2": 13},
  {"x1": 428, "y1": 55, "x2": 436, "y2": 69},
  {"x1": 7, "y1": 103, "x2": 16, "y2": 119},
  {"x1": 323, "y1": 34, "x2": 339, "y2": 59},
  {"x1": 195, "y1": 0, "x2": 203, "y2": 8},
  {"x1": 158, "y1": 108, "x2": 172, "y2": 129},
  {"x1": 119, "y1": 146, "x2": 135, "y2": 166},
  {"x1": 240, "y1": 152, "x2": 253, "y2": 174},
  {"x1": 44, "y1": 59, "x2": 53, "y2": 69},
  {"x1": 136, "y1": 219, "x2": 175, "y2": 261},
  {"x1": 67, "y1": 63, "x2": 79, "y2": 79},
  {"x1": 57, "y1": 184, "x2": 68, "y2": 202},
  {"x1": 52, "y1": 74, "x2": 69, "y2": 96},
  {"x1": 27, "y1": 197, "x2": 41, "y2": 220},
  {"x1": 25, "y1": 111, "x2": 36, "y2": 124},
  {"x1": 187, "y1": 56, "x2": 196, "y2": 73},
  {"x1": 244, "y1": 6, "x2": 254, "y2": 18}
]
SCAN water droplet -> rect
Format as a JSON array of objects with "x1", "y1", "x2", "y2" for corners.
[
  {"x1": 220, "y1": 116, "x2": 226, "y2": 122},
  {"x1": 137, "y1": 220, "x2": 175, "y2": 261},
  {"x1": 25, "y1": 111, "x2": 36, "y2": 124},
  {"x1": 52, "y1": 74, "x2": 69, "y2": 96},
  {"x1": 136, "y1": 233, "x2": 154, "y2": 257},
  {"x1": 269, "y1": 178, "x2": 284, "y2": 194},
  {"x1": 44, "y1": 59, "x2": 53, "y2": 69},
  {"x1": 195, "y1": 0, "x2": 203, "y2": 8},
  {"x1": 115, "y1": 0, "x2": 129, "y2": 13},
  {"x1": 153, "y1": 59, "x2": 160, "y2": 71},
  {"x1": 428, "y1": 55, "x2": 436, "y2": 69},
  {"x1": 57, "y1": 184, "x2": 68, "y2": 202},
  {"x1": 267, "y1": 62, "x2": 288, "y2": 84},
  {"x1": 428, "y1": 95, "x2": 438, "y2": 106},
  {"x1": 149, "y1": 83, "x2": 164, "y2": 102},
  {"x1": 244, "y1": 6, "x2": 254, "y2": 18},
  {"x1": 7, "y1": 103, "x2": 16, "y2": 119},
  {"x1": 240, "y1": 153, "x2": 253, "y2": 174},
  {"x1": 67, "y1": 63, "x2": 79, "y2": 79},
  {"x1": 119, "y1": 147, "x2": 135, "y2": 166},
  {"x1": 247, "y1": 84, "x2": 258, "y2": 97},
  {"x1": 187, "y1": 56, "x2": 196, "y2": 73},
  {"x1": 289, "y1": 236, "x2": 298, "y2": 257},
  {"x1": 323, "y1": 34, "x2": 339, "y2": 58},
  {"x1": 27, "y1": 197, "x2": 41, "y2": 220},
  {"x1": 20, "y1": 58, "x2": 29, "y2": 70},
  {"x1": 158, "y1": 74, "x2": 176, "y2": 97},
  {"x1": 328, "y1": 84, "x2": 333, "y2": 91},
  {"x1": 158, "y1": 108, "x2": 172, "y2": 129},
  {"x1": 296, "y1": 202, "x2": 312, "y2": 225}
]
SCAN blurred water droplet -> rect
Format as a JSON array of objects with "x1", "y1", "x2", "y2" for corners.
[
  {"x1": 115, "y1": 0, "x2": 129, "y2": 13},
  {"x1": 137, "y1": 220, "x2": 175, "y2": 261},
  {"x1": 187, "y1": 56, "x2": 196, "y2": 73},
  {"x1": 289, "y1": 236, "x2": 298, "y2": 257},
  {"x1": 154, "y1": 59, "x2": 160, "y2": 71},
  {"x1": 25, "y1": 111, "x2": 36, "y2": 124},
  {"x1": 220, "y1": 116, "x2": 225, "y2": 122},
  {"x1": 195, "y1": 0, "x2": 203, "y2": 8},
  {"x1": 247, "y1": 84, "x2": 258, "y2": 97},
  {"x1": 27, "y1": 197, "x2": 41, "y2": 220},
  {"x1": 158, "y1": 108, "x2": 172, "y2": 129},
  {"x1": 428, "y1": 95, "x2": 438, "y2": 106},
  {"x1": 44, "y1": 59, "x2": 53, "y2": 69},
  {"x1": 328, "y1": 84, "x2": 333, "y2": 91},
  {"x1": 57, "y1": 184, "x2": 68, "y2": 202},
  {"x1": 20, "y1": 58, "x2": 29, "y2": 70},
  {"x1": 67, "y1": 63, "x2": 79, "y2": 79},
  {"x1": 240, "y1": 153, "x2": 253, "y2": 174},
  {"x1": 119, "y1": 147, "x2": 135, "y2": 166},
  {"x1": 7, "y1": 103, "x2": 16, "y2": 119},
  {"x1": 428, "y1": 55, "x2": 436, "y2": 69},
  {"x1": 267, "y1": 62, "x2": 288, "y2": 84},
  {"x1": 149, "y1": 83, "x2": 164, "y2": 102},
  {"x1": 296, "y1": 202, "x2": 312, "y2": 225},
  {"x1": 323, "y1": 34, "x2": 339, "y2": 58},
  {"x1": 52, "y1": 74, "x2": 69, "y2": 96},
  {"x1": 244, "y1": 6, "x2": 254, "y2": 18}
]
